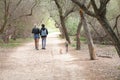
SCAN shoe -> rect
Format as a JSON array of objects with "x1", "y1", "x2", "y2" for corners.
[
  {"x1": 37, "y1": 49, "x2": 39, "y2": 50},
  {"x1": 36, "y1": 48, "x2": 39, "y2": 50},
  {"x1": 42, "y1": 48, "x2": 46, "y2": 50}
]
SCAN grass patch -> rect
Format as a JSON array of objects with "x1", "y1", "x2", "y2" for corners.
[
  {"x1": 70, "y1": 36, "x2": 87, "y2": 48},
  {"x1": 0, "y1": 38, "x2": 32, "y2": 48},
  {"x1": 118, "y1": 66, "x2": 120, "y2": 70},
  {"x1": 80, "y1": 37, "x2": 86, "y2": 42},
  {"x1": 71, "y1": 43, "x2": 76, "y2": 47},
  {"x1": 72, "y1": 36, "x2": 86, "y2": 42}
]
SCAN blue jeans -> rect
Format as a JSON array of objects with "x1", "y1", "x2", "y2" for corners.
[
  {"x1": 42, "y1": 37, "x2": 46, "y2": 48},
  {"x1": 34, "y1": 34, "x2": 40, "y2": 39}
]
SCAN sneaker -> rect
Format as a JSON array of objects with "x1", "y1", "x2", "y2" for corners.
[
  {"x1": 42, "y1": 48, "x2": 46, "y2": 50},
  {"x1": 37, "y1": 48, "x2": 39, "y2": 50},
  {"x1": 36, "y1": 48, "x2": 39, "y2": 50}
]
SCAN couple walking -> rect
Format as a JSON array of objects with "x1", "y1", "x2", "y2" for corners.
[{"x1": 32, "y1": 24, "x2": 48, "y2": 50}]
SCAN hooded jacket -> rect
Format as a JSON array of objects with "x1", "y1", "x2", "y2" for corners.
[{"x1": 40, "y1": 27, "x2": 48, "y2": 37}]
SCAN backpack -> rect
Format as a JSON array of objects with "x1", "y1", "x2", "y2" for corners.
[{"x1": 41, "y1": 29, "x2": 47, "y2": 36}]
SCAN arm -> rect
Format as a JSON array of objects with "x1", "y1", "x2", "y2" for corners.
[
  {"x1": 32, "y1": 28, "x2": 34, "y2": 33},
  {"x1": 46, "y1": 29, "x2": 48, "y2": 35},
  {"x1": 39, "y1": 29, "x2": 41, "y2": 35}
]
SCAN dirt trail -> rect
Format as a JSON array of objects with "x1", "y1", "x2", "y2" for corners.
[{"x1": 0, "y1": 33, "x2": 87, "y2": 80}]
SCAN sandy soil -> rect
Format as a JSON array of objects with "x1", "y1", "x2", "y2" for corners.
[{"x1": 0, "y1": 33, "x2": 120, "y2": 80}]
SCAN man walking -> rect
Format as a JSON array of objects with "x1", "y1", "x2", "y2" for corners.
[
  {"x1": 40, "y1": 24, "x2": 48, "y2": 49},
  {"x1": 32, "y1": 24, "x2": 40, "y2": 50}
]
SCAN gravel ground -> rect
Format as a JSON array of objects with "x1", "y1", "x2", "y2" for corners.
[
  {"x1": 0, "y1": 33, "x2": 120, "y2": 80},
  {"x1": 70, "y1": 44, "x2": 120, "y2": 80}
]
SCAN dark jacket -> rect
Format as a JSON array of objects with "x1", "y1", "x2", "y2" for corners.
[
  {"x1": 40, "y1": 27, "x2": 48, "y2": 37},
  {"x1": 32, "y1": 27, "x2": 40, "y2": 34}
]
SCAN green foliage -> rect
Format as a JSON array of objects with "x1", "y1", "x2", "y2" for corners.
[
  {"x1": 70, "y1": 36, "x2": 86, "y2": 48},
  {"x1": 80, "y1": 37, "x2": 86, "y2": 42},
  {"x1": 0, "y1": 38, "x2": 32, "y2": 48},
  {"x1": 46, "y1": 18, "x2": 59, "y2": 33},
  {"x1": 66, "y1": 12, "x2": 80, "y2": 36},
  {"x1": 73, "y1": 36, "x2": 86, "y2": 42},
  {"x1": 71, "y1": 43, "x2": 76, "y2": 47},
  {"x1": 0, "y1": 42, "x2": 21, "y2": 48},
  {"x1": 107, "y1": 0, "x2": 120, "y2": 19}
]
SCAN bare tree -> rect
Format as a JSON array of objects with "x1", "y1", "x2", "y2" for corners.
[
  {"x1": 0, "y1": 0, "x2": 37, "y2": 43},
  {"x1": 0, "y1": 0, "x2": 37, "y2": 33},
  {"x1": 76, "y1": 19, "x2": 82, "y2": 50},
  {"x1": 113, "y1": 14, "x2": 120, "y2": 39},
  {"x1": 53, "y1": 0, "x2": 77, "y2": 44},
  {"x1": 71, "y1": 0, "x2": 120, "y2": 57},
  {"x1": 53, "y1": 0, "x2": 70, "y2": 43},
  {"x1": 80, "y1": 9, "x2": 96, "y2": 60}
]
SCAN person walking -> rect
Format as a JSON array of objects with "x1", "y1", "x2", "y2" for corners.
[
  {"x1": 32, "y1": 24, "x2": 40, "y2": 50},
  {"x1": 40, "y1": 24, "x2": 48, "y2": 49}
]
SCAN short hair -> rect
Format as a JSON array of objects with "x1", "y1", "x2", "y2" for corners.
[
  {"x1": 34, "y1": 23, "x2": 37, "y2": 26},
  {"x1": 41, "y1": 24, "x2": 45, "y2": 27}
]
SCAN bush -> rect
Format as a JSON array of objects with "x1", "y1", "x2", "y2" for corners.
[{"x1": 65, "y1": 12, "x2": 80, "y2": 36}]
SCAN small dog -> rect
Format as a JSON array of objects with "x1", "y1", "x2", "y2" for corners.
[
  {"x1": 60, "y1": 49, "x2": 63, "y2": 54},
  {"x1": 65, "y1": 41, "x2": 68, "y2": 53}
]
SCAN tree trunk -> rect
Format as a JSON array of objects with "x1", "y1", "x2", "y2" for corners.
[
  {"x1": 0, "y1": 0, "x2": 9, "y2": 34},
  {"x1": 59, "y1": 25, "x2": 64, "y2": 38},
  {"x1": 80, "y1": 10, "x2": 96, "y2": 60},
  {"x1": 97, "y1": 16, "x2": 120, "y2": 57},
  {"x1": 76, "y1": 21, "x2": 82, "y2": 50},
  {"x1": 54, "y1": 0, "x2": 71, "y2": 44},
  {"x1": 55, "y1": 22, "x2": 64, "y2": 37},
  {"x1": 2, "y1": 33, "x2": 10, "y2": 43},
  {"x1": 60, "y1": 16, "x2": 71, "y2": 44},
  {"x1": 0, "y1": 21, "x2": 7, "y2": 34},
  {"x1": 11, "y1": 30, "x2": 17, "y2": 40}
]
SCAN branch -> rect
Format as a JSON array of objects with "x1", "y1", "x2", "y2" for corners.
[
  {"x1": 113, "y1": 14, "x2": 120, "y2": 30},
  {"x1": 64, "y1": 5, "x2": 76, "y2": 18},
  {"x1": 6, "y1": 0, "x2": 10, "y2": 15},
  {"x1": 54, "y1": 0, "x2": 63, "y2": 16},
  {"x1": 71, "y1": 0, "x2": 96, "y2": 17},
  {"x1": 113, "y1": 14, "x2": 120, "y2": 38},
  {"x1": 13, "y1": 1, "x2": 37, "y2": 20},
  {"x1": 7, "y1": 0, "x2": 23, "y2": 19},
  {"x1": 88, "y1": 21, "x2": 102, "y2": 37},
  {"x1": 13, "y1": 0, "x2": 23, "y2": 13},
  {"x1": 16, "y1": 0, "x2": 22, "y2": 6},
  {"x1": 87, "y1": 1, "x2": 91, "y2": 9},
  {"x1": 100, "y1": 0, "x2": 110, "y2": 8},
  {"x1": 99, "y1": 0, "x2": 110, "y2": 16},
  {"x1": 90, "y1": 0, "x2": 98, "y2": 14},
  {"x1": 4, "y1": 0, "x2": 7, "y2": 17},
  {"x1": 0, "y1": 0, "x2": 10, "y2": 34},
  {"x1": 29, "y1": 0, "x2": 37, "y2": 16}
]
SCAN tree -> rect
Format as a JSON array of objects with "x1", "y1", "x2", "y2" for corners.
[
  {"x1": 0, "y1": 0, "x2": 37, "y2": 43},
  {"x1": 53, "y1": 0, "x2": 76, "y2": 44},
  {"x1": 76, "y1": 18, "x2": 82, "y2": 50},
  {"x1": 80, "y1": 9, "x2": 96, "y2": 60},
  {"x1": 71, "y1": 0, "x2": 120, "y2": 57}
]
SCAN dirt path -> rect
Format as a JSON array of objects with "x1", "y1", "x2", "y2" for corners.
[
  {"x1": 0, "y1": 33, "x2": 120, "y2": 80},
  {"x1": 0, "y1": 33, "x2": 87, "y2": 80}
]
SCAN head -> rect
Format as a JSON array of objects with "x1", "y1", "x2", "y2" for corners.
[
  {"x1": 34, "y1": 23, "x2": 37, "y2": 28},
  {"x1": 41, "y1": 24, "x2": 45, "y2": 28}
]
